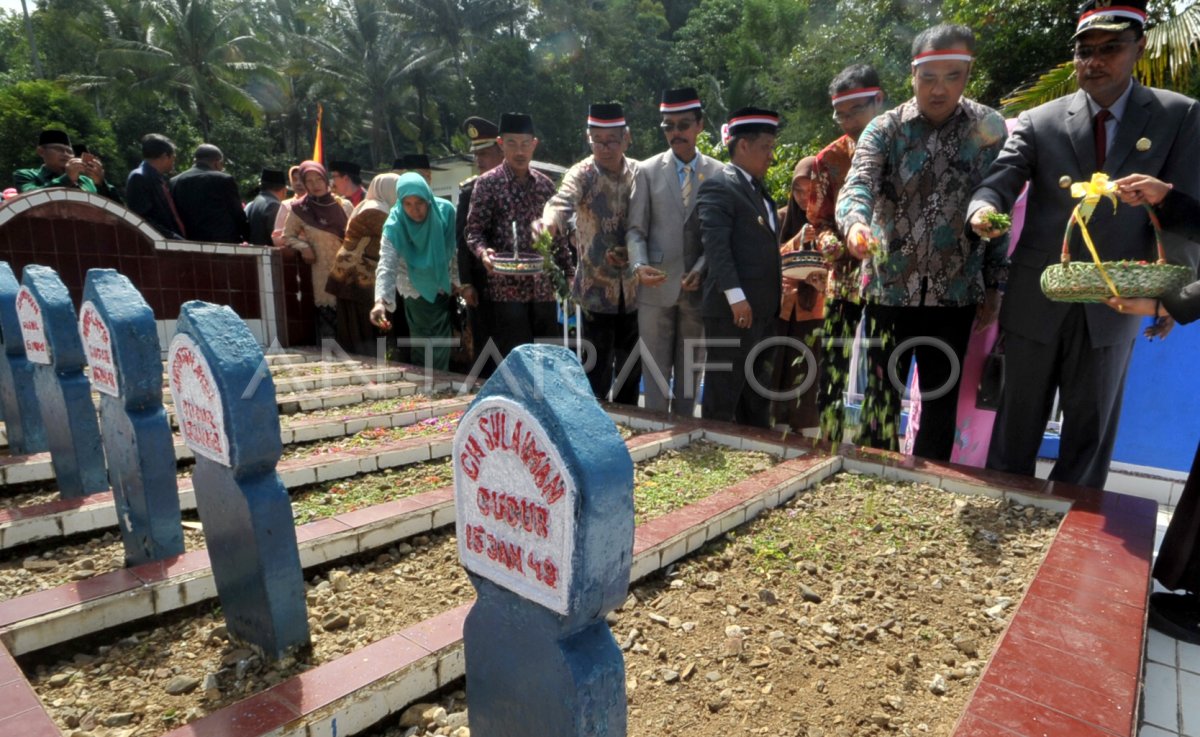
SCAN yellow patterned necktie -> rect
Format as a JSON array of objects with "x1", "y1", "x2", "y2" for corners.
[{"x1": 681, "y1": 163, "x2": 693, "y2": 209}]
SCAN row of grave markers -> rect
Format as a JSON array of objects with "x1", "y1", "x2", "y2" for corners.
[
  {"x1": 0, "y1": 261, "x2": 637, "y2": 734},
  {"x1": 0, "y1": 262, "x2": 307, "y2": 660}
]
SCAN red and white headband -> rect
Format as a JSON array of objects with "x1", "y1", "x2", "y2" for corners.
[
  {"x1": 911, "y1": 50, "x2": 974, "y2": 66},
  {"x1": 831, "y1": 87, "x2": 882, "y2": 106},
  {"x1": 587, "y1": 116, "x2": 626, "y2": 128},
  {"x1": 1077, "y1": 6, "x2": 1147, "y2": 32},
  {"x1": 660, "y1": 99, "x2": 701, "y2": 113}
]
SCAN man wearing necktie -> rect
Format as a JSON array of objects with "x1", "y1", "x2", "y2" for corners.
[
  {"x1": 696, "y1": 107, "x2": 783, "y2": 428},
  {"x1": 125, "y1": 134, "x2": 186, "y2": 240},
  {"x1": 969, "y1": 0, "x2": 1200, "y2": 489},
  {"x1": 628, "y1": 87, "x2": 724, "y2": 418}
]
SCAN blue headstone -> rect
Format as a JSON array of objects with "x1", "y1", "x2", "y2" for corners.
[
  {"x1": 0, "y1": 262, "x2": 48, "y2": 455},
  {"x1": 82, "y1": 269, "x2": 184, "y2": 566},
  {"x1": 168, "y1": 300, "x2": 309, "y2": 660},
  {"x1": 454, "y1": 344, "x2": 635, "y2": 737},
  {"x1": 20, "y1": 265, "x2": 107, "y2": 497}
]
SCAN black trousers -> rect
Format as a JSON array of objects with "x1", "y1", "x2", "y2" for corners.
[
  {"x1": 986, "y1": 305, "x2": 1134, "y2": 489},
  {"x1": 702, "y1": 311, "x2": 777, "y2": 429},
  {"x1": 857, "y1": 303, "x2": 975, "y2": 461},
  {"x1": 487, "y1": 301, "x2": 560, "y2": 359},
  {"x1": 817, "y1": 298, "x2": 864, "y2": 442},
  {"x1": 582, "y1": 302, "x2": 639, "y2": 406}
]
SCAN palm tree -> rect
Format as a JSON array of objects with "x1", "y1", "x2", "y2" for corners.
[
  {"x1": 1003, "y1": 3, "x2": 1200, "y2": 114},
  {"x1": 312, "y1": 0, "x2": 446, "y2": 166},
  {"x1": 95, "y1": 0, "x2": 271, "y2": 139}
]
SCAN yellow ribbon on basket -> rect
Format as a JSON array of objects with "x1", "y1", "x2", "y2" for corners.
[{"x1": 1068, "y1": 173, "x2": 1122, "y2": 298}]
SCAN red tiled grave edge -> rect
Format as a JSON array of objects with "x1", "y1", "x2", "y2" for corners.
[{"x1": 949, "y1": 477, "x2": 1155, "y2": 737}]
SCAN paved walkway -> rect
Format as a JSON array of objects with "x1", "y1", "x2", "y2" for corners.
[{"x1": 1139, "y1": 508, "x2": 1199, "y2": 737}]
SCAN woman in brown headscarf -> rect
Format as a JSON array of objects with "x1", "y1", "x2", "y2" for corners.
[
  {"x1": 326, "y1": 173, "x2": 404, "y2": 357},
  {"x1": 770, "y1": 156, "x2": 825, "y2": 432},
  {"x1": 283, "y1": 161, "x2": 352, "y2": 343}
]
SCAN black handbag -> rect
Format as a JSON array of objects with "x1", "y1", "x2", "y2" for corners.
[{"x1": 976, "y1": 334, "x2": 1005, "y2": 411}]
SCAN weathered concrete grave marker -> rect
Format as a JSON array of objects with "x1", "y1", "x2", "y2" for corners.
[
  {"x1": 0, "y1": 261, "x2": 48, "y2": 454},
  {"x1": 20, "y1": 265, "x2": 107, "y2": 496},
  {"x1": 167, "y1": 300, "x2": 309, "y2": 659},
  {"x1": 454, "y1": 344, "x2": 635, "y2": 736},
  {"x1": 82, "y1": 269, "x2": 183, "y2": 565}
]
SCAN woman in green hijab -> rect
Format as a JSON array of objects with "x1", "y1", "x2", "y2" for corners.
[{"x1": 371, "y1": 173, "x2": 460, "y2": 371}]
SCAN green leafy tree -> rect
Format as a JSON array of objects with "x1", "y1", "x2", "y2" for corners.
[
  {"x1": 0, "y1": 79, "x2": 117, "y2": 187},
  {"x1": 93, "y1": 0, "x2": 271, "y2": 140},
  {"x1": 1001, "y1": 2, "x2": 1200, "y2": 113}
]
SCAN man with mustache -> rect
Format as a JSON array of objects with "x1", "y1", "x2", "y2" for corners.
[
  {"x1": 627, "y1": 87, "x2": 723, "y2": 417},
  {"x1": 14, "y1": 129, "x2": 121, "y2": 201},
  {"x1": 836, "y1": 23, "x2": 1008, "y2": 461},
  {"x1": 969, "y1": 0, "x2": 1200, "y2": 489}
]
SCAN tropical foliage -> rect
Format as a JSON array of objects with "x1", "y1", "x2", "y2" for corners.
[{"x1": 0, "y1": 0, "x2": 1196, "y2": 193}]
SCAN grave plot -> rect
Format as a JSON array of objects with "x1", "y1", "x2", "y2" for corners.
[
  {"x1": 0, "y1": 391, "x2": 475, "y2": 549},
  {"x1": 12, "y1": 432, "x2": 782, "y2": 734},
  {"x1": 362, "y1": 473, "x2": 1061, "y2": 737},
  {"x1": 0, "y1": 421, "x2": 691, "y2": 595}
]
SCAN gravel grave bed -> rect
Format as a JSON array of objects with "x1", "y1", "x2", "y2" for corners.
[
  {"x1": 364, "y1": 472, "x2": 1061, "y2": 737},
  {"x1": 1, "y1": 441, "x2": 762, "y2": 602},
  {"x1": 0, "y1": 410, "x2": 468, "y2": 510},
  {"x1": 18, "y1": 443, "x2": 780, "y2": 736},
  {"x1": 278, "y1": 393, "x2": 457, "y2": 426},
  {"x1": 279, "y1": 412, "x2": 464, "y2": 463}
]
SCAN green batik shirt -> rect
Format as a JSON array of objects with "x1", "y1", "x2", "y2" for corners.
[
  {"x1": 13, "y1": 164, "x2": 120, "y2": 201},
  {"x1": 835, "y1": 97, "x2": 1009, "y2": 307}
]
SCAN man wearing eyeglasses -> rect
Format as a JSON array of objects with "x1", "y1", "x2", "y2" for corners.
[
  {"x1": 14, "y1": 129, "x2": 121, "y2": 201},
  {"x1": 626, "y1": 87, "x2": 723, "y2": 417},
  {"x1": 968, "y1": 0, "x2": 1200, "y2": 489},
  {"x1": 808, "y1": 64, "x2": 885, "y2": 443},
  {"x1": 541, "y1": 103, "x2": 642, "y2": 405}
]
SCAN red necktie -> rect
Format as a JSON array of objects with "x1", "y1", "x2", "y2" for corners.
[
  {"x1": 1094, "y1": 109, "x2": 1112, "y2": 170},
  {"x1": 162, "y1": 180, "x2": 187, "y2": 238}
]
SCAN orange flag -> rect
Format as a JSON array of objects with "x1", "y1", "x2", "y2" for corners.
[{"x1": 311, "y1": 103, "x2": 324, "y2": 164}]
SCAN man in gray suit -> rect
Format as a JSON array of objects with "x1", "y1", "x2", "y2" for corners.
[
  {"x1": 970, "y1": 0, "x2": 1200, "y2": 488},
  {"x1": 697, "y1": 108, "x2": 783, "y2": 428},
  {"x1": 628, "y1": 87, "x2": 723, "y2": 417}
]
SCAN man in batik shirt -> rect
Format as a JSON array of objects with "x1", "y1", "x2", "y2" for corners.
[
  {"x1": 465, "y1": 112, "x2": 566, "y2": 359},
  {"x1": 809, "y1": 64, "x2": 885, "y2": 443},
  {"x1": 835, "y1": 23, "x2": 1008, "y2": 461},
  {"x1": 541, "y1": 103, "x2": 641, "y2": 405}
]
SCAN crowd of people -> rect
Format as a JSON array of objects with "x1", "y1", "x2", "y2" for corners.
[{"x1": 8, "y1": 0, "x2": 1200, "y2": 641}]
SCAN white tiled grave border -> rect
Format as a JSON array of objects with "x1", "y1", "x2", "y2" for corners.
[{"x1": 0, "y1": 426, "x2": 698, "y2": 655}]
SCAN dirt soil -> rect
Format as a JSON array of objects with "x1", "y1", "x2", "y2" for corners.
[
  {"x1": 20, "y1": 471, "x2": 1059, "y2": 737},
  {"x1": 366, "y1": 472, "x2": 1060, "y2": 737}
]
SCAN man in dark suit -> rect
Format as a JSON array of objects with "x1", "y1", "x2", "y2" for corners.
[
  {"x1": 455, "y1": 116, "x2": 504, "y2": 372},
  {"x1": 170, "y1": 144, "x2": 249, "y2": 244},
  {"x1": 125, "y1": 133, "x2": 186, "y2": 239},
  {"x1": 969, "y1": 0, "x2": 1200, "y2": 489},
  {"x1": 244, "y1": 169, "x2": 287, "y2": 246},
  {"x1": 697, "y1": 108, "x2": 782, "y2": 428}
]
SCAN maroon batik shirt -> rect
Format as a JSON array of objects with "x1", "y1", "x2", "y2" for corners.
[{"x1": 465, "y1": 162, "x2": 564, "y2": 303}]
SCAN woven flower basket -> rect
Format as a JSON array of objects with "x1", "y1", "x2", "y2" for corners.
[{"x1": 1040, "y1": 183, "x2": 1192, "y2": 303}]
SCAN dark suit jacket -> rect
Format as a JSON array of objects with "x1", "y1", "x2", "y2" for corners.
[
  {"x1": 126, "y1": 161, "x2": 183, "y2": 239},
  {"x1": 456, "y1": 176, "x2": 488, "y2": 292},
  {"x1": 244, "y1": 191, "x2": 281, "y2": 246},
  {"x1": 971, "y1": 82, "x2": 1200, "y2": 348},
  {"x1": 170, "y1": 164, "x2": 249, "y2": 243},
  {"x1": 697, "y1": 164, "x2": 782, "y2": 320},
  {"x1": 1156, "y1": 189, "x2": 1200, "y2": 325}
]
